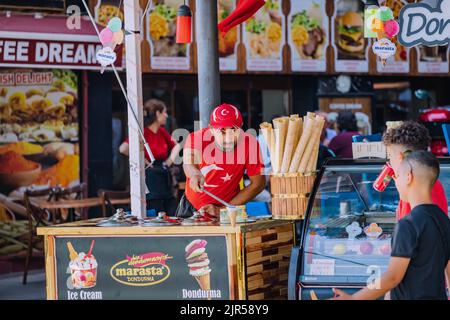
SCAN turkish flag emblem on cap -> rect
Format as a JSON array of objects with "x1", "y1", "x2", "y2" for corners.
[{"x1": 209, "y1": 103, "x2": 243, "y2": 128}]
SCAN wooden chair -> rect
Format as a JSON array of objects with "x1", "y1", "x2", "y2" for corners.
[
  {"x1": 55, "y1": 183, "x2": 88, "y2": 220},
  {"x1": 97, "y1": 186, "x2": 130, "y2": 217},
  {"x1": 22, "y1": 187, "x2": 59, "y2": 284}
]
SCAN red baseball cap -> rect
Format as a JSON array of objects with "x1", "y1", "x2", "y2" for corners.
[{"x1": 209, "y1": 103, "x2": 243, "y2": 129}]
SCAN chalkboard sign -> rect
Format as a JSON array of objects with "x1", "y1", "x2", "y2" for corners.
[
  {"x1": 0, "y1": 0, "x2": 66, "y2": 11},
  {"x1": 54, "y1": 235, "x2": 231, "y2": 300}
]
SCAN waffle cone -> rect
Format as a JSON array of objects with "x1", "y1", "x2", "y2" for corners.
[{"x1": 194, "y1": 273, "x2": 211, "y2": 300}]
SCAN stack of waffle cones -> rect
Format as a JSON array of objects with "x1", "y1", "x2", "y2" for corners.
[{"x1": 260, "y1": 112, "x2": 325, "y2": 175}]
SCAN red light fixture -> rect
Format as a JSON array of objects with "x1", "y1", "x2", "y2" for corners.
[{"x1": 176, "y1": 4, "x2": 192, "y2": 44}]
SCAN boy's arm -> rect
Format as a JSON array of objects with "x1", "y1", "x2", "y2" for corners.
[
  {"x1": 446, "y1": 261, "x2": 450, "y2": 290},
  {"x1": 334, "y1": 257, "x2": 410, "y2": 300}
]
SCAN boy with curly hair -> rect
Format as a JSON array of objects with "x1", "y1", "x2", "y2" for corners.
[{"x1": 382, "y1": 121, "x2": 448, "y2": 220}]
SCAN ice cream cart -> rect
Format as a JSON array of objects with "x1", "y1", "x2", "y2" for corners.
[{"x1": 38, "y1": 217, "x2": 295, "y2": 300}]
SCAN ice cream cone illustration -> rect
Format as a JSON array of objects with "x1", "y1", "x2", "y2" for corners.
[
  {"x1": 67, "y1": 242, "x2": 78, "y2": 261},
  {"x1": 195, "y1": 273, "x2": 211, "y2": 291},
  {"x1": 185, "y1": 239, "x2": 212, "y2": 300},
  {"x1": 68, "y1": 240, "x2": 98, "y2": 289}
]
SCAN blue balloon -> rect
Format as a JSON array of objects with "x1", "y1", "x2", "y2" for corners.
[{"x1": 108, "y1": 17, "x2": 122, "y2": 32}]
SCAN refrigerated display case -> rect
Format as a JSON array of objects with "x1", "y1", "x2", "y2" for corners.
[{"x1": 288, "y1": 158, "x2": 450, "y2": 300}]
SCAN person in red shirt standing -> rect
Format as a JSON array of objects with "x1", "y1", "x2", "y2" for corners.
[
  {"x1": 382, "y1": 121, "x2": 448, "y2": 220},
  {"x1": 177, "y1": 103, "x2": 266, "y2": 218},
  {"x1": 120, "y1": 99, "x2": 181, "y2": 214}
]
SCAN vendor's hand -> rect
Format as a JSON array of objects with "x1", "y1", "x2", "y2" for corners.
[
  {"x1": 189, "y1": 173, "x2": 205, "y2": 193},
  {"x1": 330, "y1": 288, "x2": 353, "y2": 300},
  {"x1": 200, "y1": 204, "x2": 221, "y2": 218},
  {"x1": 164, "y1": 159, "x2": 173, "y2": 168},
  {"x1": 145, "y1": 159, "x2": 153, "y2": 169}
]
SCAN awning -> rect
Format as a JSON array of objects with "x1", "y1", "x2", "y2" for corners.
[{"x1": 0, "y1": 13, "x2": 123, "y2": 70}]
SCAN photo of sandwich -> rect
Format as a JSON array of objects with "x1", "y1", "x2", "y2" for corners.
[
  {"x1": 0, "y1": 70, "x2": 79, "y2": 144},
  {"x1": 96, "y1": 2, "x2": 124, "y2": 27},
  {"x1": 336, "y1": 11, "x2": 365, "y2": 59},
  {"x1": 419, "y1": 45, "x2": 448, "y2": 63},
  {"x1": 148, "y1": 0, "x2": 187, "y2": 58},
  {"x1": 218, "y1": 0, "x2": 238, "y2": 58},
  {"x1": 290, "y1": 2, "x2": 326, "y2": 60},
  {"x1": 245, "y1": 0, "x2": 283, "y2": 59}
]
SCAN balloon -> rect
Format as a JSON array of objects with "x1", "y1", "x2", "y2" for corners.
[
  {"x1": 107, "y1": 17, "x2": 122, "y2": 32},
  {"x1": 371, "y1": 18, "x2": 384, "y2": 33},
  {"x1": 99, "y1": 28, "x2": 113, "y2": 45},
  {"x1": 384, "y1": 20, "x2": 400, "y2": 38},
  {"x1": 377, "y1": 6, "x2": 394, "y2": 22},
  {"x1": 112, "y1": 30, "x2": 124, "y2": 45}
]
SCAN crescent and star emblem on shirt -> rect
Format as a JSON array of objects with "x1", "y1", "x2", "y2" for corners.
[
  {"x1": 220, "y1": 173, "x2": 233, "y2": 182},
  {"x1": 200, "y1": 164, "x2": 233, "y2": 188}
]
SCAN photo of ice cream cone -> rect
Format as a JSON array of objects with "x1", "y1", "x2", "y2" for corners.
[{"x1": 185, "y1": 239, "x2": 212, "y2": 300}]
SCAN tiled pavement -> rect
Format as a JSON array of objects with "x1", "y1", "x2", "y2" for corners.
[{"x1": 0, "y1": 270, "x2": 46, "y2": 300}]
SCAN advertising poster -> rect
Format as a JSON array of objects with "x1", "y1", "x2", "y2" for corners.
[
  {"x1": 376, "y1": 0, "x2": 410, "y2": 73},
  {"x1": 288, "y1": 0, "x2": 328, "y2": 72},
  {"x1": 218, "y1": 0, "x2": 240, "y2": 71},
  {"x1": 412, "y1": 0, "x2": 450, "y2": 74},
  {"x1": 95, "y1": 0, "x2": 126, "y2": 67},
  {"x1": 332, "y1": 0, "x2": 369, "y2": 73},
  {"x1": 0, "y1": 69, "x2": 80, "y2": 198},
  {"x1": 55, "y1": 236, "x2": 231, "y2": 300},
  {"x1": 417, "y1": 45, "x2": 449, "y2": 74},
  {"x1": 243, "y1": 0, "x2": 285, "y2": 71},
  {"x1": 146, "y1": 0, "x2": 191, "y2": 70}
]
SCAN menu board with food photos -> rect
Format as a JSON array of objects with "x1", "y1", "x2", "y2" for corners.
[
  {"x1": 218, "y1": 0, "x2": 240, "y2": 71},
  {"x1": 95, "y1": 0, "x2": 126, "y2": 66},
  {"x1": 288, "y1": 0, "x2": 329, "y2": 72},
  {"x1": 416, "y1": 45, "x2": 450, "y2": 74},
  {"x1": 0, "y1": 69, "x2": 80, "y2": 200},
  {"x1": 414, "y1": 0, "x2": 450, "y2": 73},
  {"x1": 376, "y1": 0, "x2": 410, "y2": 74},
  {"x1": 243, "y1": 0, "x2": 285, "y2": 71},
  {"x1": 332, "y1": 0, "x2": 369, "y2": 73},
  {"x1": 146, "y1": 0, "x2": 191, "y2": 70}
]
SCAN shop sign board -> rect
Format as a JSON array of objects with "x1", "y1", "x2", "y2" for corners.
[
  {"x1": 398, "y1": 0, "x2": 450, "y2": 47},
  {"x1": 54, "y1": 235, "x2": 231, "y2": 300},
  {"x1": 0, "y1": 38, "x2": 122, "y2": 70}
]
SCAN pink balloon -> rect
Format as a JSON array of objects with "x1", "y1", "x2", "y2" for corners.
[
  {"x1": 99, "y1": 28, "x2": 113, "y2": 45},
  {"x1": 383, "y1": 20, "x2": 400, "y2": 38},
  {"x1": 112, "y1": 30, "x2": 124, "y2": 45}
]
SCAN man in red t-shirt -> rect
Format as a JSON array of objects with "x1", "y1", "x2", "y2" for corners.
[
  {"x1": 383, "y1": 121, "x2": 448, "y2": 220},
  {"x1": 177, "y1": 103, "x2": 265, "y2": 217}
]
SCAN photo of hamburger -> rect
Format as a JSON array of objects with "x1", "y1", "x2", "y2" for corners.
[
  {"x1": 245, "y1": 0, "x2": 283, "y2": 59},
  {"x1": 336, "y1": 12, "x2": 365, "y2": 58}
]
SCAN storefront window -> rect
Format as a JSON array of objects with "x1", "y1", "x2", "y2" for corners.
[{"x1": 302, "y1": 164, "x2": 399, "y2": 285}]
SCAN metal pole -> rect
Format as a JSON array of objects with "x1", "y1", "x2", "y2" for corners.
[
  {"x1": 81, "y1": 0, "x2": 149, "y2": 218},
  {"x1": 195, "y1": 0, "x2": 221, "y2": 128},
  {"x1": 124, "y1": 0, "x2": 146, "y2": 218}
]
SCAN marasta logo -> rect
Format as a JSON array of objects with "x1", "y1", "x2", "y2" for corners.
[
  {"x1": 110, "y1": 252, "x2": 172, "y2": 286},
  {"x1": 398, "y1": 0, "x2": 450, "y2": 47}
]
